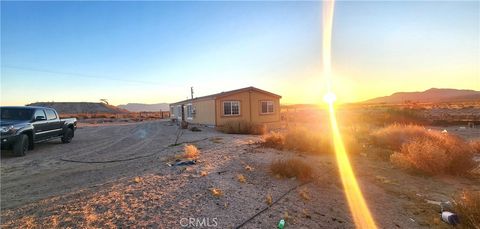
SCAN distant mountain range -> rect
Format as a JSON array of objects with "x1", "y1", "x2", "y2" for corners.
[
  {"x1": 117, "y1": 103, "x2": 170, "y2": 112},
  {"x1": 364, "y1": 88, "x2": 480, "y2": 104},
  {"x1": 28, "y1": 102, "x2": 129, "y2": 114}
]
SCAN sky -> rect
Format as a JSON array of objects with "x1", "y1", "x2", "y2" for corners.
[{"x1": 1, "y1": 1, "x2": 479, "y2": 106}]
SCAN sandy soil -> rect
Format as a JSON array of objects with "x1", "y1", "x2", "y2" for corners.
[{"x1": 1, "y1": 120, "x2": 479, "y2": 228}]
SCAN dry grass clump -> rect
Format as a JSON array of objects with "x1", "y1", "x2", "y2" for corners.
[
  {"x1": 244, "y1": 165, "x2": 254, "y2": 171},
  {"x1": 133, "y1": 177, "x2": 143, "y2": 183},
  {"x1": 298, "y1": 188, "x2": 310, "y2": 201},
  {"x1": 371, "y1": 124, "x2": 433, "y2": 150},
  {"x1": 266, "y1": 193, "x2": 273, "y2": 205},
  {"x1": 262, "y1": 128, "x2": 349, "y2": 154},
  {"x1": 217, "y1": 120, "x2": 266, "y2": 135},
  {"x1": 469, "y1": 139, "x2": 480, "y2": 154},
  {"x1": 270, "y1": 158, "x2": 313, "y2": 181},
  {"x1": 183, "y1": 144, "x2": 200, "y2": 159},
  {"x1": 210, "y1": 188, "x2": 223, "y2": 197},
  {"x1": 390, "y1": 134, "x2": 476, "y2": 176},
  {"x1": 237, "y1": 174, "x2": 246, "y2": 183},
  {"x1": 453, "y1": 190, "x2": 480, "y2": 229},
  {"x1": 262, "y1": 132, "x2": 285, "y2": 149}
]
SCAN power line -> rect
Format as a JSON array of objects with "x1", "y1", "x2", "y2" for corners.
[{"x1": 2, "y1": 65, "x2": 164, "y2": 85}]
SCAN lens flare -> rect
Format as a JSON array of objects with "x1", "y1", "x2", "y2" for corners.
[
  {"x1": 322, "y1": 1, "x2": 377, "y2": 228},
  {"x1": 323, "y1": 92, "x2": 337, "y2": 104}
]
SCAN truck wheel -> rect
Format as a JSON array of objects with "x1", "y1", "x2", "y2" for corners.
[
  {"x1": 13, "y1": 134, "x2": 29, "y2": 157},
  {"x1": 61, "y1": 128, "x2": 74, "y2": 143}
]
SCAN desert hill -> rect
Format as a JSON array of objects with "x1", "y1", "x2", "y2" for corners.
[
  {"x1": 117, "y1": 103, "x2": 169, "y2": 112},
  {"x1": 27, "y1": 102, "x2": 129, "y2": 114},
  {"x1": 365, "y1": 88, "x2": 480, "y2": 104}
]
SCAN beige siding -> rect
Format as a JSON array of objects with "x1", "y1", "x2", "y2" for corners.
[
  {"x1": 191, "y1": 99, "x2": 216, "y2": 125},
  {"x1": 215, "y1": 90, "x2": 281, "y2": 127},
  {"x1": 249, "y1": 91, "x2": 281, "y2": 124},
  {"x1": 215, "y1": 91, "x2": 251, "y2": 126}
]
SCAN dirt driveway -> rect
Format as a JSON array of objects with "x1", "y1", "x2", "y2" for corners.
[
  {"x1": 1, "y1": 121, "x2": 478, "y2": 228},
  {"x1": 1, "y1": 120, "x2": 218, "y2": 210}
]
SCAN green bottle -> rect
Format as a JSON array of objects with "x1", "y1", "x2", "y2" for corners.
[{"x1": 278, "y1": 219, "x2": 285, "y2": 229}]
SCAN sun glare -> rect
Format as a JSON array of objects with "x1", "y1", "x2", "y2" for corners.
[
  {"x1": 323, "y1": 92, "x2": 337, "y2": 104},
  {"x1": 322, "y1": 1, "x2": 377, "y2": 228}
]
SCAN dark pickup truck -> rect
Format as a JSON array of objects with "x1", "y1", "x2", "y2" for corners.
[{"x1": 0, "y1": 106, "x2": 77, "y2": 156}]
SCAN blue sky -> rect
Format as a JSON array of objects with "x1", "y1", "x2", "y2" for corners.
[{"x1": 1, "y1": 1, "x2": 478, "y2": 105}]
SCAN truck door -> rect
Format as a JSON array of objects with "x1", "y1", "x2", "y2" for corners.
[
  {"x1": 32, "y1": 109, "x2": 50, "y2": 141},
  {"x1": 45, "y1": 109, "x2": 63, "y2": 138}
]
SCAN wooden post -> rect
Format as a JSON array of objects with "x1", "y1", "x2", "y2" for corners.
[{"x1": 181, "y1": 104, "x2": 188, "y2": 129}]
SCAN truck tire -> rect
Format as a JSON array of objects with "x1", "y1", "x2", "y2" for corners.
[
  {"x1": 61, "y1": 128, "x2": 74, "y2": 143},
  {"x1": 13, "y1": 134, "x2": 29, "y2": 157}
]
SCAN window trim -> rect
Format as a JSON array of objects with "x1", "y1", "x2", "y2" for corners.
[
  {"x1": 222, "y1": 100, "x2": 241, "y2": 116},
  {"x1": 33, "y1": 109, "x2": 47, "y2": 120},
  {"x1": 45, "y1": 109, "x2": 57, "y2": 120},
  {"x1": 260, "y1": 100, "x2": 274, "y2": 114}
]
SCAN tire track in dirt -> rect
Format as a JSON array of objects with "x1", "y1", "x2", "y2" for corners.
[{"x1": 0, "y1": 120, "x2": 179, "y2": 210}]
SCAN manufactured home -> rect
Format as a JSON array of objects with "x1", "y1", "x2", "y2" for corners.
[{"x1": 169, "y1": 87, "x2": 281, "y2": 128}]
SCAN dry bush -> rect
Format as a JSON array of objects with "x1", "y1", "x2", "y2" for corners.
[
  {"x1": 454, "y1": 190, "x2": 480, "y2": 229},
  {"x1": 262, "y1": 128, "x2": 359, "y2": 154},
  {"x1": 217, "y1": 120, "x2": 266, "y2": 135},
  {"x1": 210, "y1": 188, "x2": 222, "y2": 197},
  {"x1": 237, "y1": 174, "x2": 246, "y2": 183},
  {"x1": 390, "y1": 134, "x2": 476, "y2": 176},
  {"x1": 262, "y1": 132, "x2": 285, "y2": 149},
  {"x1": 284, "y1": 128, "x2": 323, "y2": 153},
  {"x1": 183, "y1": 144, "x2": 200, "y2": 159},
  {"x1": 371, "y1": 124, "x2": 433, "y2": 150},
  {"x1": 266, "y1": 194, "x2": 272, "y2": 205},
  {"x1": 270, "y1": 158, "x2": 313, "y2": 181},
  {"x1": 298, "y1": 188, "x2": 310, "y2": 201},
  {"x1": 469, "y1": 139, "x2": 480, "y2": 154}
]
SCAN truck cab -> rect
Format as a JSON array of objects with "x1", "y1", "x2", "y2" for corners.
[{"x1": 0, "y1": 106, "x2": 77, "y2": 156}]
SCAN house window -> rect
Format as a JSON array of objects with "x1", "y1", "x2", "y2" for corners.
[
  {"x1": 261, "y1": 101, "x2": 274, "y2": 114},
  {"x1": 186, "y1": 104, "x2": 194, "y2": 119},
  {"x1": 170, "y1": 106, "x2": 174, "y2": 117},
  {"x1": 223, "y1": 101, "x2": 240, "y2": 116}
]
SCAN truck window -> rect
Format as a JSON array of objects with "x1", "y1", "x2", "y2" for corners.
[
  {"x1": 34, "y1": 109, "x2": 46, "y2": 119},
  {"x1": 0, "y1": 108, "x2": 33, "y2": 121},
  {"x1": 45, "y1": 109, "x2": 57, "y2": 120}
]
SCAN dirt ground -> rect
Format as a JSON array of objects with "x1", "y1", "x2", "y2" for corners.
[{"x1": 1, "y1": 120, "x2": 479, "y2": 228}]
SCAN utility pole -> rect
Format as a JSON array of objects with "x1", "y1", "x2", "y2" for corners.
[{"x1": 190, "y1": 87, "x2": 194, "y2": 100}]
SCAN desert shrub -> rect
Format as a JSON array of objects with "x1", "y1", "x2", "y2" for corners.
[
  {"x1": 390, "y1": 134, "x2": 476, "y2": 176},
  {"x1": 93, "y1": 113, "x2": 109, "y2": 119},
  {"x1": 261, "y1": 128, "x2": 362, "y2": 155},
  {"x1": 218, "y1": 120, "x2": 266, "y2": 135},
  {"x1": 183, "y1": 144, "x2": 200, "y2": 159},
  {"x1": 270, "y1": 158, "x2": 313, "y2": 181},
  {"x1": 454, "y1": 190, "x2": 480, "y2": 229},
  {"x1": 469, "y1": 139, "x2": 480, "y2": 154},
  {"x1": 284, "y1": 128, "x2": 320, "y2": 152},
  {"x1": 371, "y1": 124, "x2": 435, "y2": 150},
  {"x1": 76, "y1": 113, "x2": 91, "y2": 119},
  {"x1": 262, "y1": 132, "x2": 285, "y2": 149}
]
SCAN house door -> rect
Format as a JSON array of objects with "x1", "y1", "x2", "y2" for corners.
[{"x1": 177, "y1": 105, "x2": 182, "y2": 121}]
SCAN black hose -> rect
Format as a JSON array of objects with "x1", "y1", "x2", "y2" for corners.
[{"x1": 235, "y1": 181, "x2": 312, "y2": 229}]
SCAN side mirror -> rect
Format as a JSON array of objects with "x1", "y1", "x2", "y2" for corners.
[{"x1": 35, "y1": 116, "x2": 46, "y2": 121}]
